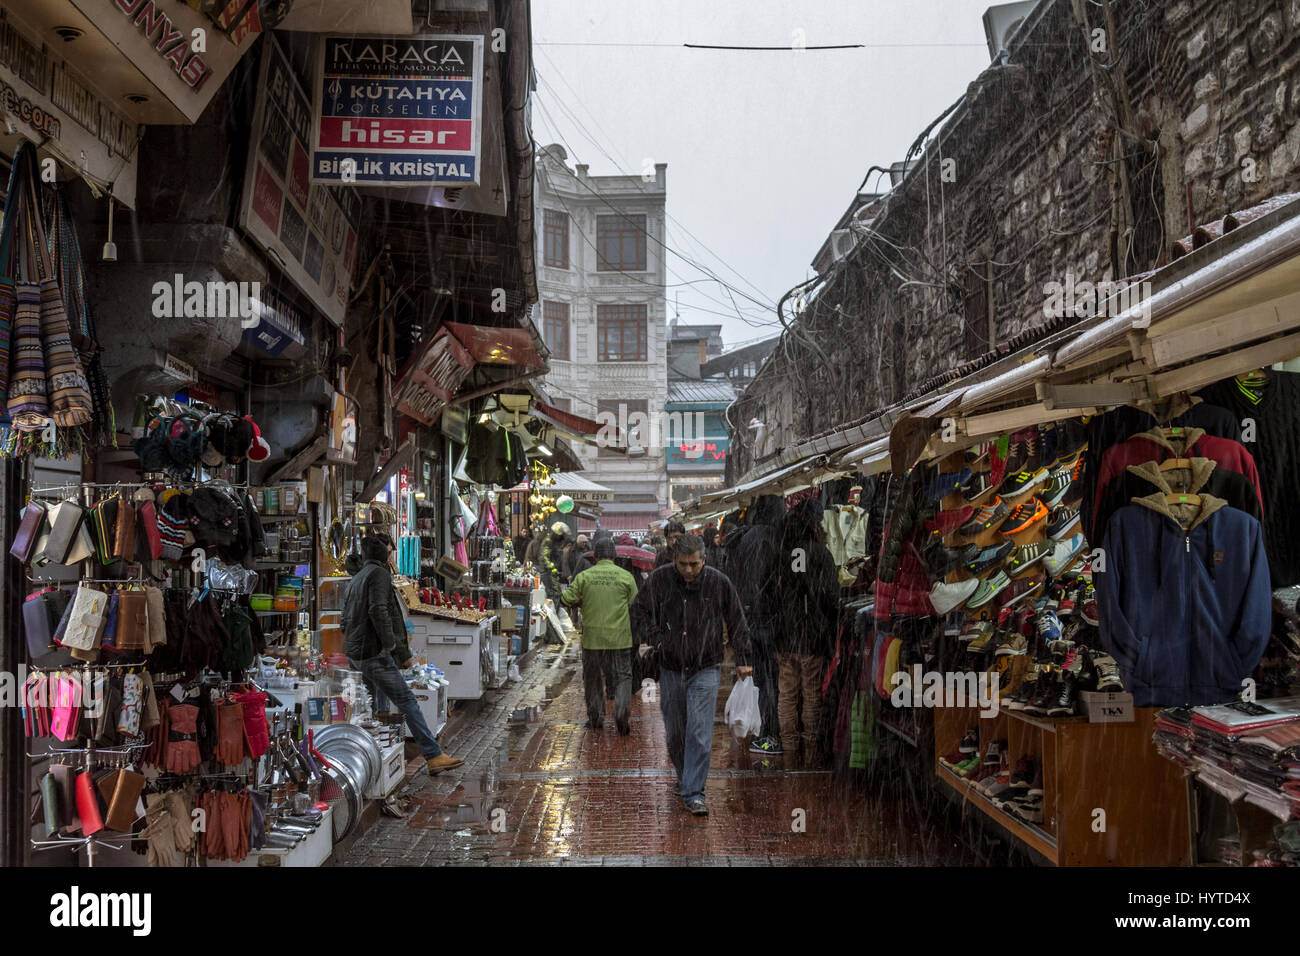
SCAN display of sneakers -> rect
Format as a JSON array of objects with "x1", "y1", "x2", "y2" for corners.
[
  {"x1": 959, "y1": 496, "x2": 1011, "y2": 536},
  {"x1": 1044, "y1": 533, "x2": 1087, "y2": 577},
  {"x1": 1035, "y1": 609, "x2": 1062, "y2": 643},
  {"x1": 1005, "y1": 540, "x2": 1051, "y2": 574},
  {"x1": 962, "y1": 471, "x2": 997, "y2": 504},
  {"x1": 968, "y1": 570, "x2": 1012, "y2": 609},
  {"x1": 1000, "y1": 467, "x2": 1049, "y2": 500},
  {"x1": 926, "y1": 541, "x2": 982, "y2": 578},
  {"x1": 1047, "y1": 670, "x2": 1078, "y2": 716},
  {"x1": 1008, "y1": 755, "x2": 1037, "y2": 792},
  {"x1": 992, "y1": 631, "x2": 1029, "y2": 656},
  {"x1": 966, "y1": 541, "x2": 1015, "y2": 574},
  {"x1": 930, "y1": 577, "x2": 982, "y2": 615},
  {"x1": 1011, "y1": 795, "x2": 1045, "y2": 824},
  {"x1": 925, "y1": 468, "x2": 972, "y2": 503},
  {"x1": 1078, "y1": 581, "x2": 1099, "y2": 625},
  {"x1": 968, "y1": 624, "x2": 999, "y2": 654},
  {"x1": 1046, "y1": 505, "x2": 1081, "y2": 539},
  {"x1": 1023, "y1": 676, "x2": 1060, "y2": 716},
  {"x1": 1040, "y1": 466, "x2": 1075, "y2": 508},
  {"x1": 925, "y1": 506, "x2": 976, "y2": 536},
  {"x1": 1090, "y1": 652, "x2": 1125, "y2": 691},
  {"x1": 749, "y1": 736, "x2": 783, "y2": 755},
  {"x1": 1057, "y1": 583, "x2": 1077, "y2": 618},
  {"x1": 965, "y1": 441, "x2": 994, "y2": 465},
  {"x1": 1000, "y1": 572, "x2": 1045, "y2": 609},
  {"x1": 1005, "y1": 667, "x2": 1040, "y2": 711},
  {"x1": 1002, "y1": 497, "x2": 1049, "y2": 535}
]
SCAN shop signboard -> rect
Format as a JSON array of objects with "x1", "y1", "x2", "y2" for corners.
[
  {"x1": 310, "y1": 33, "x2": 484, "y2": 187},
  {"x1": 240, "y1": 285, "x2": 308, "y2": 359},
  {"x1": 0, "y1": 13, "x2": 139, "y2": 207},
  {"x1": 69, "y1": 0, "x2": 257, "y2": 124},
  {"x1": 239, "y1": 34, "x2": 360, "y2": 327}
]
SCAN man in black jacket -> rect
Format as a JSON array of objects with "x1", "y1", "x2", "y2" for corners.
[
  {"x1": 654, "y1": 521, "x2": 686, "y2": 567},
  {"x1": 343, "y1": 536, "x2": 464, "y2": 775},
  {"x1": 724, "y1": 494, "x2": 786, "y2": 756},
  {"x1": 631, "y1": 534, "x2": 752, "y2": 816}
]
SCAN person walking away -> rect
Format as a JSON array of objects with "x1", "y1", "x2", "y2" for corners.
[
  {"x1": 540, "y1": 521, "x2": 569, "y2": 600},
  {"x1": 343, "y1": 536, "x2": 464, "y2": 775},
  {"x1": 524, "y1": 525, "x2": 545, "y2": 568},
  {"x1": 703, "y1": 526, "x2": 726, "y2": 573},
  {"x1": 655, "y1": 521, "x2": 686, "y2": 567},
  {"x1": 632, "y1": 534, "x2": 752, "y2": 816},
  {"x1": 774, "y1": 499, "x2": 838, "y2": 766},
  {"x1": 724, "y1": 494, "x2": 786, "y2": 756},
  {"x1": 562, "y1": 538, "x2": 638, "y2": 734}
]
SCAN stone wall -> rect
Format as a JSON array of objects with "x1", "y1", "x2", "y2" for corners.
[{"x1": 729, "y1": 0, "x2": 1300, "y2": 478}]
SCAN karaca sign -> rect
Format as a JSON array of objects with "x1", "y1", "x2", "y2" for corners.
[{"x1": 310, "y1": 34, "x2": 484, "y2": 186}]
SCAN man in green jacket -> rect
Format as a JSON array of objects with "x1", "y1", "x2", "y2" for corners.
[{"x1": 562, "y1": 538, "x2": 638, "y2": 735}]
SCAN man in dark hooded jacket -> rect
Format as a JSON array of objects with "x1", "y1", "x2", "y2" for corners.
[
  {"x1": 774, "y1": 499, "x2": 839, "y2": 764},
  {"x1": 724, "y1": 494, "x2": 786, "y2": 755},
  {"x1": 343, "y1": 536, "x2": 464, "y2": 776}
]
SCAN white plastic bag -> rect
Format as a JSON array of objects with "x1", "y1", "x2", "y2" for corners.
[{"x1": 725, "y1": 677, "x2": 761, "y2": 740}]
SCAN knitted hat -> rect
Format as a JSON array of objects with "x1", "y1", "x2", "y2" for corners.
[{"x1": 158, "y1": 494, "x2": 189, "y2": 562}]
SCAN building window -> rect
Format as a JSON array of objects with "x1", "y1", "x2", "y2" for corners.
[
  {"x1": 543, "y1": 301, "x2": 570, "y2": 361},
  {"x1": 597, "y1": 398, "x2": 649, "y2": 458},
  {"x1": 543, "y1": 209, "x2": 568, "y2": 269},
  {"x1": 597, "y1": 304, "x2": 648, "y2": 362},
  {"x1": 596, "y1": 214, "x2": 647, "y2": 271}
]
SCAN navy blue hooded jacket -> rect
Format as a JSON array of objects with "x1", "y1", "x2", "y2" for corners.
[{"x1": 1096, "y1": 493, "x2": 1271, "y2": 708}]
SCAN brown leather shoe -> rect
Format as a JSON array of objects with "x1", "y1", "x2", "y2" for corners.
[{"x1": 426, "y1": 754, "x2": 465, "y2": 775}]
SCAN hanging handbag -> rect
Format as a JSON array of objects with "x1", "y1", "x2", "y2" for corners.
[
  {"x1": 20, "y1": 147, "x2": 92, "y2": 428},
  {"x1": 138, "y1": 500, "x2": 163, "y2": 560},
  {"x1": 0, "y1": 141, "x2": 23, "y2": 419},
  {"x1": 9, "y1": 499, "x2": 47, "y2": 561},
  {"x1": 90, "y1": 497, "x2": 119, "y2": 565},
  {"x1": 113, "y1": 499, "x2": 136, "y2": 563},
  {"x1": 74, "y1": 770, "x2": 105, "y2": 836},
  {"x1": 40, "y1": 500, "x2": 86, "y2": 566},
  {"x1": 5, "y1": 145, "x2": 48, "y2": 429}
]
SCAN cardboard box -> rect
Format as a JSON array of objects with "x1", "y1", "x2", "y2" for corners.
[
  {"x1": 1079, "y1": 690, "x2": 1134, "y2": 723},
  {"x1": 498, "y1": 605, "x2": 520, "y2": 631}
]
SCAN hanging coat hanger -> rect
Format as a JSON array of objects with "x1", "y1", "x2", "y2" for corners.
[
  {"x1": 1165, "y1": 492, "x2": 1202, "y2": 507},
  {"x1": 1158, "y1": 457, "x2": 1192, "y2": 471}
]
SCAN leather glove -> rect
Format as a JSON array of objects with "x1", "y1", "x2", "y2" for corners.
[
  {"x1": 142, "y1": 793, "x2": 181, "y2": 867},
  {"x1": 215, "y1": 700, "x2": 247, "y2": 766},
  {"x1": 164, "y1": 703, "x2": 201, "y2": 774},
  {"x1": 234, "y1": 691, "x2": 269, "y2": 759}
]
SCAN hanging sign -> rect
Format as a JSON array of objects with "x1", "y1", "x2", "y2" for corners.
[
  {"x1": 310, "y1": 33, "x2": 484, "y2": 187},
  {"x1": 239, "y1": 34, "x2": 360, "y2": 327},
  {"x1": 0, "y1": 13, "x2": 139, "y2": 207}
]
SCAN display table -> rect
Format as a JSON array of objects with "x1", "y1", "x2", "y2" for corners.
[
  {"x1": 933, "y1": 705, "x2": 1191, "y2": 866},
  {"x1": 406, "y1": 614, "x2": 497, "y2": 700},
  {"x1": 206, "y1": 805, "x2": 334, "y2": 868}
]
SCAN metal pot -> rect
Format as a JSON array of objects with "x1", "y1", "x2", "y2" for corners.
[
  {"x1": 320, "y1": 761, "x2": 361, "y2": 843},
  {"x1": 314, "y1": 723, "x2": 383, "y2": 792}
]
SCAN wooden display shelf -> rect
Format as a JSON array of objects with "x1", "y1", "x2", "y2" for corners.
[{"x1": 934, "y1": 703, "x2": 1191, "y2": 866}]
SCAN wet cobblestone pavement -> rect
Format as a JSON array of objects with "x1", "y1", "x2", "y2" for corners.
[{"x1": 341, "y1": 641, "x2": 974, "y2": 866}]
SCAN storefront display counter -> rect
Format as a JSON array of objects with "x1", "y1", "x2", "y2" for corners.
[
  {"x1": 934, "y1": 705, "x2": 1191, "y2": 865},
  {"x1": 206, "y1": 805, "x2": 334, "y2": 869}
]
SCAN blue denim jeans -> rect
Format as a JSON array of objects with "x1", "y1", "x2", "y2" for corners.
[
  {"x1": 349, "y1": 654, "x2": 443, "y2": 759},
  {"x1": 658, "y1": 665, "x2": 720, "y2": 803}
]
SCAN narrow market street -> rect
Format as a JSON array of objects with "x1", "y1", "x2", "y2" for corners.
[{"x1": 342, "y1": 641, "x2": 974, "y2": 866}]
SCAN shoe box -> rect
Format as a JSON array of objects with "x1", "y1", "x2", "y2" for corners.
[{"x1": 1077, "y1": 690, "x2": 1135, "y2": 723}]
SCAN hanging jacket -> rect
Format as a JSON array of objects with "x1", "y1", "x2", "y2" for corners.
[
  {"x1": 1197, "y1": 370, "x2": 1300, "y2": 586},
  {"x1": 724, "y1": 494, "x2": 785, "y2": 626},
  {"x1": 630, "y1": 565, "x2": 751, "y2": 672},
  {"x1": 1095, "y1": 457, "x2": 1261, "y2": 546},
  {"x1": 1096, "y1": 494, "x2": 1272, "y2": 708},
  {"x1": 1091, "y1": 427, "x2": 1261, "y2": 539}
]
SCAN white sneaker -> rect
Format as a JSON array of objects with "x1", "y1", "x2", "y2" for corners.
[
  {"x1": 929, "y1": 577, "x2": 981, "y2": 615},
  {"x1": 1044, "y1": 533, "x2": 1086, "y2": 577}
]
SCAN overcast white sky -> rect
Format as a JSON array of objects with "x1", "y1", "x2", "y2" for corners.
[{"x1": 531, "y1": 0, "x2": 1010, "y2": 348}]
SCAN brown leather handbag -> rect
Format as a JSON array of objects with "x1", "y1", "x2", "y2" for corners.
[
  {"x1": 114, "y1": 500, "x2": 136, "y2": 563},
  {"x1": 115, "y1": 590, "x2": 148, "y2": 651}
]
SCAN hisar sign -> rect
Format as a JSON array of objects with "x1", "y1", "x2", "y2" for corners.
[{"x1": 310, "y1": 34, "x2": 484, "y2": 186}]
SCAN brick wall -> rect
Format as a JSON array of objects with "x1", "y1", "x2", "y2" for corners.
[{"x1": 729, "y1": 0, "x2": 1300, "y2": 478}]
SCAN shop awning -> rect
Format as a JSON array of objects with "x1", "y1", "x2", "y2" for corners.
[
  {"x1": 740, "y1": 193, "x2": 1300, "y2": 486},
  {"x1": 504, "y1": 471, "x2": 615, "y2": 503},
  {"x1": 443, "y1": 322, "x2": 545, "y2": 369},
  {"x1": 530, "y1": 399, "x2": 629, "y2": 455}
]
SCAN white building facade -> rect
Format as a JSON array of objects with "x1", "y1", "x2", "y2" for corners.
[{"x1": 534, "y1": 144, "x2": 670, "y2": 531}]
